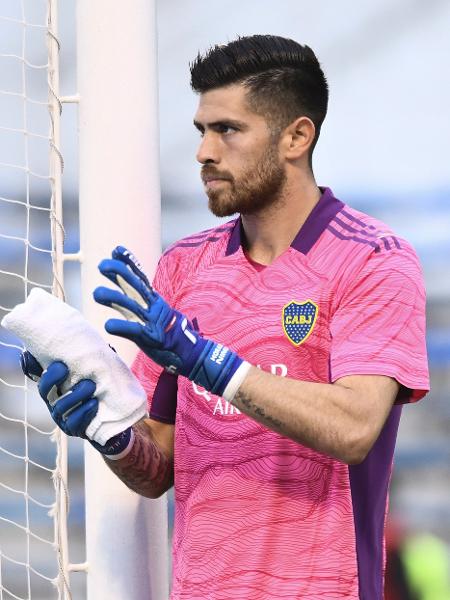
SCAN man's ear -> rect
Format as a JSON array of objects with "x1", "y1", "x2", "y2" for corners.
[{"x1": 282, "y1": 116, "x2": 316, "y2": 161}]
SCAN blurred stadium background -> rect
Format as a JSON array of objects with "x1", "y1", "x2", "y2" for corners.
[{"x1": 1, "y1": 0, "x2": 449, "y2": 597}]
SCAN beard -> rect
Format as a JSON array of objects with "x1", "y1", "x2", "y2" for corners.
[{"x1": 203, "y1": 141, "x2": 286, "y2": 218}]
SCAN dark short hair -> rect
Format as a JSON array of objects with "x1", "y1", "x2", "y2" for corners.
[{"x1": 190, "y1": 35, "x2": 329, "y2": 163}]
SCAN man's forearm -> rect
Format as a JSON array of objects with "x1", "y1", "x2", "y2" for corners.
[
  {"x1": 103, "y1": 419, "x2": 174, "y2": 498},
  {"x1": 232, "y1": 366, "x2": 398, "y2": 464}
]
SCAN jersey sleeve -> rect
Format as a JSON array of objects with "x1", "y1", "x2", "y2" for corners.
[
  {"x1": 131, "y1": 253, "x2": 178, "y2": 423},
  {"x1": 329, "y1": 242, "x2": 429, "y2": 402}
]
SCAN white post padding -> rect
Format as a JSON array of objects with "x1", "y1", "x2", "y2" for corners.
[{"x1": 76, "y1": 1, "x2": 169, "y2": 598}]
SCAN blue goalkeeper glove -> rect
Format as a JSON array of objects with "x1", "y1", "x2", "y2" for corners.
[
  {"x1": 20, "y1": 351, "x2": 133, "y2": 458},
  {"x1": 94, "y1": 246, "x2": 250, "y2": 400}
]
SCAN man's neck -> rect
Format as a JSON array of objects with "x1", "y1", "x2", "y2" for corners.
[{"x1": 241, "y1": 178, "x2": 322, "y2": 265}]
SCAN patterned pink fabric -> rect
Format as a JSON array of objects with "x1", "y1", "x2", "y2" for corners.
[{"x1": 132, "y1": 190, "x2": 429, "y2": 599}]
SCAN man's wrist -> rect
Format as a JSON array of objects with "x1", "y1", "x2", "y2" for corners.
[{"x1": 222, "y1": 361, "x2": 252, "y2": 403}]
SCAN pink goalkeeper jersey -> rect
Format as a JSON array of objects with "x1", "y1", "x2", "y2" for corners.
[{"x1": 132, "y1": 187, "x2": 429, "y2": 600}]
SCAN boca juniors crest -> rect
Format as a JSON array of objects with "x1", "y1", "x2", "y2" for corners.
[{"x1": 282, "y1": 300, "x2": 318, "y2": 346}]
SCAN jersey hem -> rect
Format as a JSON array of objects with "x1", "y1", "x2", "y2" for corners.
[
  {"x1": 331, "y1": 365, "x2": 429, "y2": 403},
  {"x1": 149, "y1": 411, "x2": 176, "y2": 425}
]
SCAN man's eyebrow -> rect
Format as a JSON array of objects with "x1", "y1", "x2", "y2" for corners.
[{"x1": 193, "y1": 119, "x2": 247, "y2": 130}]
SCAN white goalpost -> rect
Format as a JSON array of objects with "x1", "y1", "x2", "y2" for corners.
[
  {"x1": 76, "y1": 0, "x2": 169, "y2": 598},
  {"x1": 0, "y1": 0, "x2": 169, "y2": 598}
]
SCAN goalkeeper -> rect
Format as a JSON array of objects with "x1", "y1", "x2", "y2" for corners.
[{"x1": 23, "y1": 35, "x2": 429, "y2": 599}]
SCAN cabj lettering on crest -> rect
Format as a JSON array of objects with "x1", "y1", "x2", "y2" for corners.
[{"x1": 284, "y1": 315, "x2": 312, "y2": 325}]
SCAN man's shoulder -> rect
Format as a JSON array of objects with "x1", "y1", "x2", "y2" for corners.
[
  {"x1": 311, "y1": 198, "x2": 423, "y2": 303},
  {"x1": 324, "y1": 201, "x2": 418, "y2": 260},
  {"x1": 160, "y1": 219, "x2": 237, "y2": 269}
]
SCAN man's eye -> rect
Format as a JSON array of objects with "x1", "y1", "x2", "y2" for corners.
[{"x1": 216, "y1": 124, "x2": 236, "y2": 134}]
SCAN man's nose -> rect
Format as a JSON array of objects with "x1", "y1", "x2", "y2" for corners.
[{"x1": 196, "y1": 132, "x2": 220, "y2": 164}]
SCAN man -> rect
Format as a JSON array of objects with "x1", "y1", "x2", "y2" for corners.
[{"x1": 24, "y1": 35, "x2": 429, "y2": 598}]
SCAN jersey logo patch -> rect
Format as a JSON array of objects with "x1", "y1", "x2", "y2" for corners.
[{"x1": 282, "y1": 300, "x2": 318, "y2": 346}]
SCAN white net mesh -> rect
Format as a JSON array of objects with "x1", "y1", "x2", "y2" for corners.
[{"x1": 0, "y1": 1, "x2": 71, "y2": 598}]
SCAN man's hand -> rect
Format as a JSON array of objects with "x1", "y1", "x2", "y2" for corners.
[
  {"x1": 21, "y1": 351, "x2": 133, "y2": 459},
  {"x1": 94, "y1": 246, "x2": 250, "y2": 401}
]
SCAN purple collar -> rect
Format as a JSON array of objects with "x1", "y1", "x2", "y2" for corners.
[{"x1": 225, "y1": 187, "x2": 344, "y2": 256}]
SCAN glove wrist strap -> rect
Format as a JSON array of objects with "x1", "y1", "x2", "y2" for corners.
[
  {"x1": 91, "y1": 427, "x2": 135, "y2": 460},
  {"x1": 188, "y1": 340, "x2": 249, "y2": 398}
]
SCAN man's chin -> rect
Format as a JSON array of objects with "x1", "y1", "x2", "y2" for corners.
[{"x1": 207, "y1": 194, "x2": 239, "y2": 218}]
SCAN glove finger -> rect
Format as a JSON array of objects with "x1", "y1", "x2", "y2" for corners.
[
  {"x1": 98, "y1": 258, "x2": 152, "y2": 308},
  {"x1": 104, "y1": 318, "x2": 162, "y2": 345},
  {"x1": 94, "y1": 286, "x2": 147, "y2": 323},
  {"x1": 20, "y1": 350, "x2": 43, "y2": 382},
  {"x1": 51, "y1": 379, "x2": 97, "y2": 422},
  {"x1": 63, "y1": 398, "x2": 99, "y2": 437},
  {"x1": 38, "y1": 361, "x2": 69, "y2": 405},
  {"x1": 111, "y1": 246, "x2": 151, "y2": 287}
]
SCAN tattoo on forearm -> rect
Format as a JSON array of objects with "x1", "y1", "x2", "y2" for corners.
[
  {"x1": 104, "y1": 421, "x2": 173, "y2": 498},
  {"x1": 233, "y1": 389, "x2": 283, "y2": 431}
]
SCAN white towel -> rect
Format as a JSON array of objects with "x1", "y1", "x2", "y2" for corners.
[{"x1": 1, "y1": 287, "x2": 148, "y2": 445}]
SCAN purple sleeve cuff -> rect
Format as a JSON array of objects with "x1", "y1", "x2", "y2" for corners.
[{"x1": 149, "y1": 370, "x2": 178, "y2": 424}]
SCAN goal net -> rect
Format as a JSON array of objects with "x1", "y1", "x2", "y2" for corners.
[
  {"x1": 0, "y1": 0, "x2": 168, "y2": 600},
  {"x1": 1, "y1": 1, "x2": 167, "y2": 599},
  {"x1": 0, "y1": 1, "x2": 73, "y2": 598}
]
